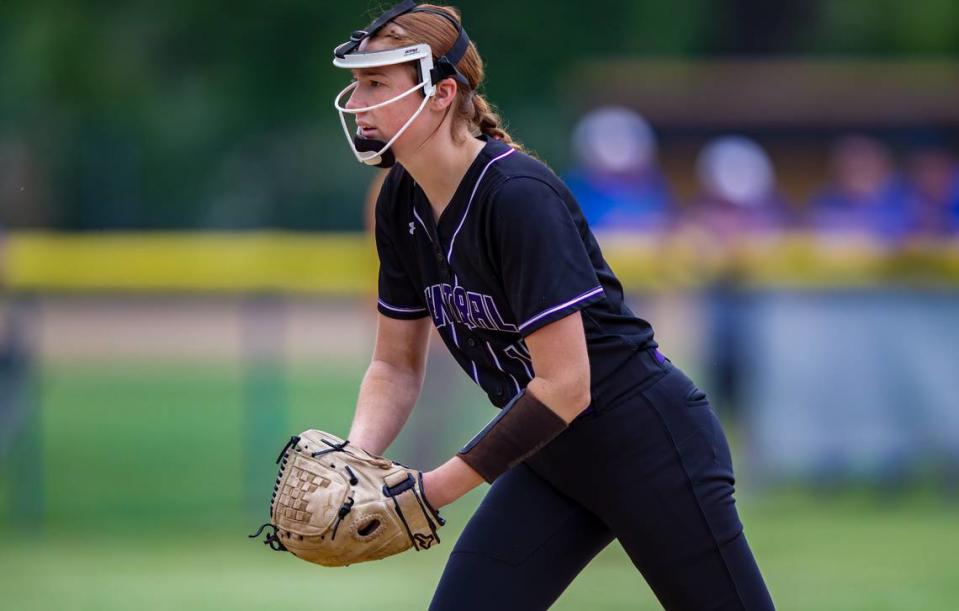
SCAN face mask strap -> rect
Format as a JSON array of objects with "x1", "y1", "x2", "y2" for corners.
[
  {"x1": 410, "y1": 7, "x2": 471, "y2": 88},
  {"x1": 334, "y1": 2, "x2": 471, "y2": 91},
  {"x1": 333, "y1": 0, "x2": 418, "y2": 59}
]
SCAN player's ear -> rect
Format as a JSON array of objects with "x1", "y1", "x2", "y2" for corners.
[{"x1": 430, "y1": 78, "x2": 458, "y2": 111}]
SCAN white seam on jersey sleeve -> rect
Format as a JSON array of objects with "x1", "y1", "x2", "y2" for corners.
[
  {"x1": 447, "y1": 148, "x2": 516, "y2": 264},
  {"x1": 517, "y1": 286, "x2": 604, "y2": 332},
  {"x1": 377, "y1": 299, "x2": 427, "y2": 313}
]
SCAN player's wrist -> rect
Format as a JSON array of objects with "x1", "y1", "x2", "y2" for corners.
[
  {"x1": 346, "y1": 425, "x2": 390, "y2": 456},
  {"x1": 420, "y1": 469, "x2": 444, "y2": 509},
  {"x1": 422, "y1": 457, "x2": 484, "y2": 509}
]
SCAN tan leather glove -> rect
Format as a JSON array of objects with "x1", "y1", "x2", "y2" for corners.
[{"x1": 249, "y1": 430, "x2": 444, "y2": 567}]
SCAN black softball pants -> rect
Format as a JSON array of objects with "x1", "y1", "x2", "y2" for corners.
[{"x1": 429, "y1": 360, "x2": 775, "y2": 610}]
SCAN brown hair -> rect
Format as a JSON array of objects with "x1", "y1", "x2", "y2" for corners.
[{"x1": 370, "y1": 4, "x2": 526, "y2": 153}]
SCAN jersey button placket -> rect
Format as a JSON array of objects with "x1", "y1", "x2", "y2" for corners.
[
  {"x1": 433, "y1": 248, "x2": 451, "y2": 282},
  {"x1": 466, "y1": 337, "x2": 477, "y2": 348}
]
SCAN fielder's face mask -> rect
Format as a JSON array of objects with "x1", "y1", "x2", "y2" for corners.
[{"x1": 332, "y1": 0, "x2": 470, "y2": 168}]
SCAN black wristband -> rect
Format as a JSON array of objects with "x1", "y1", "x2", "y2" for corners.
[{"x1": 456, "y1": 389, "x2": 568, "y2": 483}]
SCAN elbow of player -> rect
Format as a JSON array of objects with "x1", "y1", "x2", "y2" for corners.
[
  {"x1": 571, "y1": 385, "x2": 592, "y2": 416},
  {"x1": 555, "y1": 375, "x2": 592, "y2": 420},
  {"x1": 529, "y1": 370, "x2": 591, "y2": 423}
]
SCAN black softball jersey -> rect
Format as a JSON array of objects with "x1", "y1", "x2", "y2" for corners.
[{"x1": 374, "y1": 137, "x2": 658, "y2": 408}]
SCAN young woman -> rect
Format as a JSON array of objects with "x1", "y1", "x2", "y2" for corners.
[{"x1": 333, "y1": 2, "x2": 775, "y2": 609}]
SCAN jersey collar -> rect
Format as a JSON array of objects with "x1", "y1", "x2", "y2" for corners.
[{"x1": 411, "y1": 136, "x2": 499, "y2": 238}]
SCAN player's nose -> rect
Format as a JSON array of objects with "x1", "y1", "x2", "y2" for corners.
[{"x1": 344, "y1": 86, "x2": 366, "y2": 111}]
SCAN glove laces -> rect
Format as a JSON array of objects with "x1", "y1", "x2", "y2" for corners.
[{"x1": 249, "y1": 434, "x2": 361, "y2": 550}]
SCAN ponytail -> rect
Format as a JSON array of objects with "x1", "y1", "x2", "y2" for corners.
[{"x1": 459, "y1": 91, "x2": 525, "y2": 153}]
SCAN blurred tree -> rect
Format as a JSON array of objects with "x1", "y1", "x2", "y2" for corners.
[
  {"x1": 0, "y1": 0, "x2": 956, "y2": 230},
  {"x1": 805, "y1": 0, "x2": 959, "y2": 55}
]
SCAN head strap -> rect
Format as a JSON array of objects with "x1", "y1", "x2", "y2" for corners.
[
  {"x1": 333, "y1": 1, "x2": 471, "y2": 89},
  {"x1": 414, "y1": 7, "x2": 471, "y2": 88},
  {"x1": 333, "y1": 0, "x2": 417, "y2": 59}
]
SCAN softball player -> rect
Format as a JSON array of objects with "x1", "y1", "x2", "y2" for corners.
[{"x1": 334, "y1": 2, "x2": 775, "y2": 609}]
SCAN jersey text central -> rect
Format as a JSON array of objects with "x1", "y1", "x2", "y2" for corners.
[{"x1": 424, "y1": 283, "x2": 518, "y2": 333}]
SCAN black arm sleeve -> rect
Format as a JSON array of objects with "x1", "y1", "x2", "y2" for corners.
[
  {"x1": 374, "y1": 175, "x2": 428, "y2": 320},
  {"x1": 490, "y1": 177, "x2": 604, "y2": 337}
]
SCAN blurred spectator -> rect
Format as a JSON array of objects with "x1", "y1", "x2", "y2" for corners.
[
  {"x1": 686, "y1": 135, "x2": 791, "y2": 241},
  {"x1": 564, "y1": 106, "x2": 674, "y2": 232},
  {"x1": 808, "y1": 135, "x2": 911, "y2": 241},
  {"x1": 685, "y1": 136, "x2": 790, "y2": 419},
  {"x1": 903, "y1": 145, "x2": 959, "y2": 237}
]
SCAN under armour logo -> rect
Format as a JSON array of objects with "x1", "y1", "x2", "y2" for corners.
[
  {"x1": 409, "y1": 221, "x2": 416, "y2": 236},
  {"x1": 413, "y1": 533, "x2": 435, "y2": 549}
]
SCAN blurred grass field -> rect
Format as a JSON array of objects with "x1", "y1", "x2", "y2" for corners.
[{"x1": 2, "y1": 361, "x2": 958, "y2": 610}]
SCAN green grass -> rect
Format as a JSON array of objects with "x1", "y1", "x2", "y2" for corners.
[
  {"x1": 741, "y1": 492, "x2": 959, "y2": 610},
  {"x1": 1, "y1": 494, "x2": 956, "y2": 610},
  {"x1": 1, "y1": 362, "x2": 958, "y2": 610}
]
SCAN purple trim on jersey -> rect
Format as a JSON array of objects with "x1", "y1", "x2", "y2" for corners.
[
  {"x1": 450, "y1": 318, "x2": 460, "y2": 346},
  {"x1": 440, "y1": 305, "x2": 481, "y2": 388},
  {"x1": 377, "y1": 299, "x2": 427, "y2": 314},
  {"x1": 447, "y1": 148, "x2": 516, "y2": 263},
  {"x1": 504, "y1": 344, "x2": 533, "y2": 379},
  {"x1": 486, "y1": 341, "x2": 522, "y2": 395},
  {"x1": 411, "y1": 206, "x2": 432, "y2": 242},
  {"x1": 517, "y1": 286, "x2": 604, "y2": 333}
]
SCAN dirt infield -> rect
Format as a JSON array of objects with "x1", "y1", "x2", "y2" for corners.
[
  {"x1": 3, "y1": 293, "x2": 702, "y2": 365},
  {"x1": 6, "y1": 296, "x2": 377, "y2": 363}
]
